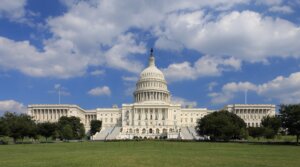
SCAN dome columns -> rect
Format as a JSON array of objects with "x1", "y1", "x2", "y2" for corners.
[{"x1": 134, "y1": 91, "x2": 170, "y2": 103}]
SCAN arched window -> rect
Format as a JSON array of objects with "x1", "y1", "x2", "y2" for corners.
[
  {"x1": 142, "y1": 128, "x2": 146, "y2": 134},
  {"x1": 156, "y1": 129, "x2": 160, "y2": 134},
  {"x1": 149, "y1": 128, "x2": 153, "y2": 134}
]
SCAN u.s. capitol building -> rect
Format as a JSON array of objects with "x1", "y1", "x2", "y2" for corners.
[{"x1": 27, "y1": 50, "x2": 275, "y2": 140}]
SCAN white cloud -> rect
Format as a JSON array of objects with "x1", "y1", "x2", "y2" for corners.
[
  {"x1": 88, "y1": 86, "x2": 111, "y2": 96},
  {"x1": 122, "y1": 75, "x2": 139, "y2": 96},
  {"x1": 0, "y1": 100, "x2": 26, "y2": 114},
  {"x1": 1, "y1": 1, "x2": 300, "y2": 80},
  {"x1": 90, "y1": 70, "x2": 105, "y2": 76},
  {"x1": 163, "y1": 55, "x2": 241, "y2": 82},
  {"x1": 0, "y1": 0, "x2": 27, "y2": 20},
  {"x1": 208, "y1": 82, "x2": 218, "y2": 91},
  {"x1": 122, "y1": 76, "x2": 138, "y2": 82},
  {"x1": 209, "y1": 82, "x2": 257, "y2": 104},
  {"x1": 257, "y1": 72, "x2": 300, "y2": 103},
  {"x1": 124, "y1": 86, "x2": 135, "y2": 96},
  {"x1": 156, "y1": 10, "x2": 300, "y2": 63},
  {"x1": 103, "y1": 33, "x2": 146, "y2": 73},
  {"x1": 0, "y1": 33, "x2": 144, "y2": 78},
  {"x1": 172, "y1": 96, "x2": 197, "y2": 108},
  {"x1": 0, "y1": 0, "x2": 251, "y2": 78},
  {"x1": 255, "y1": 0, "x2": 282, "y2": 6},
  {"x1": 210, "y1": 71, "x2": 300, "y2": 104},
  {"x1": 0, "y1": 37, "x2": 89, "y2": 78},
  {"x1": 269, "y1": 6, "x2": 293, "y2": 14}
]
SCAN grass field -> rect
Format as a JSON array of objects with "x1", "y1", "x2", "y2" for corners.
[{"x1": 0, "y1": 141, "x2": 299, "y2": 167}]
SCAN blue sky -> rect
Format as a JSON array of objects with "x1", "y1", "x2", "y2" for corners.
[{"x1": 1, "y1": 0, "x2": 300, "y2": 114}]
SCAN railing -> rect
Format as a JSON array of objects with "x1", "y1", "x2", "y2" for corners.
[{"x1": 105, "y1": 126, "x2": 115, "y2": 140}]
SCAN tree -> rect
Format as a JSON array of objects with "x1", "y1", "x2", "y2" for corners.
[
  {"x1": 248, "y1": 127, "x2": 265, "y2": 139},
  {"x1": 90, "y1": 120, "x2": 102, "y2": 137},
  {"x1": 1, "y1": 112, "x2": 37, "y2": 143},
  {"x1": 57, "y1": 116, "x2": 85, "y2": 140},
  {"x1": 259, "y1": 116, "x2": 281, "y2": 139},
  {"x1": 20, "y1": 114, "x2": 38, "y2": 141},
  {"x1": 261, "y1": 116, "x2": 281, "y2": 133},
  {"x1": 37, "y1": 122, "x2": 57, "y2": 141},
  {"x1": 0, "y1": 117, "x2": 8, "y2": 137},
  {"x1": 196, "y1": 110, "x2": 247, "y2": 141},
  {"x1": 60, "y1": 124, "x2": 73, "y2": 141},
  {"x1": 280, "y1": 104, "x2": 300, "y2": 144}
]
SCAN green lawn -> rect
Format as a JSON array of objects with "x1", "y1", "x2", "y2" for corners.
[{"x1": 0, "y1": 141, "x2": 299, "y2": 167}]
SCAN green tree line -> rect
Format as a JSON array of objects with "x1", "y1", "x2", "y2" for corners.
[
  {"x1": 196, "y1": 104, "x2": 300, "y2": 144},
  {"x1": 0, "y1": 113, "x2": 95, "y2": 144}
]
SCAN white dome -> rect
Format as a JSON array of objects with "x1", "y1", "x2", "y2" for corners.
[
  {"x1": 139, "y1": 63, "x2": 166, "y2": 82},
  {"x1": 134, "y1": 49, "x2": 170, "y2": 103}
]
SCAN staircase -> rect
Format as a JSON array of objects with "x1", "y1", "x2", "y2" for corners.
[
  {"x1": 106, "y1": 127, "x2": 121, "y2": 140},
  {"x1": 188, "y1": 126, "x2": 204, "y2": 140},
  {"x1": 180, "y1": 127, "x2": 194, "y2": 140},
  {"x1": 92, "y1": 127, "x2": 114, "y2": 140}
]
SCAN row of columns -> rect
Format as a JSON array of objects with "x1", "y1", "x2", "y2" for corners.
[
  {"x1": 31, "y1": 109, "x2": 68, "y2": 121},
  {"x1": 136, "y1": 81, "x2": 166, "y2": 90},
  {"x1": 135, "y1": 91, "x2": 169, "y2": 102},
  {"x1": 246, "y1": 122, "x2": 261, "y2": 127},
  {"x1": 126, "y1": 128, "x2": 175, "y2": 134},
  {"x1": 85, "y1": 114, "x2": 97, "y2": 124},
  {"x1": 240, "y1": 114, "x2": 265, "y2": 120},
  {"x1": 235, "y1": 109, "x2": 269, "y2": 114},
  {"x1": 126, "y1": 108, "x2": 170, "y2": 126}
]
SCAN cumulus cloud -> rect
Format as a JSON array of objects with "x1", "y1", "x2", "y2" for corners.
[
  {"x1": 88, "y1": 86, "x2": 111, "y2": 96},
  {"x1": 269, "y1": 6, "x2": 294, "y2": 14},
  {"x1": 122, "y1": 76, "x2": 139, "y2": 82},
  {"x1": 156, "y1": 10, "x2": 300, "y2": 63},
  {"x1": 255, "y1": 0, "x2": 282, "y2": 6},
  {"x1": 208, "y1": 82, "x2": 218, "y2": 91},
  {"x1": 163, "y1": 55, "x2": 241, "y2": 82},
  {"x1": 1, "y1": 0, "x2": 300, "y2": 81},
  {"x1": 0, "y1": 0, "x2": 251, "y2": 79},
  {"x1": 0, "y1": 37, "x2": 89, "y2": 78},
  {"x1": 0, "y1": 33, "x2": 144, "y2": 78},
  {"x1": 90, "y1": 70, "x2": 105, "y2": 76},
  {"x1": 257, "y1": 72, "x2": 300, "y2": 103},
  {"x1": 210, "y1": 71, "x2": 300, "y2": 104},
  {"x1": 209, "y1": 82, "x2": 257, "y2": 104},
  {"x1": 0, "y1": 100, "x2": 26, "y2": 115},
  {"x1": 0, "y1": 0, "x2": 27, "y2": 20},
  {"x1": 172, "y1": 96, "x2": 197, "y2": 108}
]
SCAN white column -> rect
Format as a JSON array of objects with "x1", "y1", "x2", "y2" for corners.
[
  {"x1": 141, "y1": 108, "x2": 145, "y2": 121},
  {"x1": 38, "y1": 110, "x2": 40, "y2": 120}
]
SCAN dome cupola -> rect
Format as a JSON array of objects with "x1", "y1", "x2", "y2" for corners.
[{"x1": 134, "y1": 48, "x2": 170, "y2": 103}]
